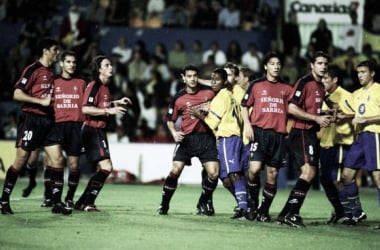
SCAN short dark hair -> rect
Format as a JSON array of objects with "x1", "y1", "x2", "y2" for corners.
[
  {"x1": 60, "y1": 50, "x2": 77, "y2": 62},
  {"x1": 213, "y1": 68, "x2": 227, "y2": 82},
  {"x1": 182, "y1": 64, "x2": 199, "y2": 75},
  {"x1": 357, "y1": 60, "x2": 378, "y2": 72},
  {"x1": 262, "y1": 51, "x2": 282, "y2": 66},
  {"x1": 311, "y1": 51, "x2": 330, "y2": 63},
  {"x1": 224, "y1": 62, "x2": 239, "y2": 76},
  {"x1": 36, "y1": 37, "x2": 59, "y2": 58}
]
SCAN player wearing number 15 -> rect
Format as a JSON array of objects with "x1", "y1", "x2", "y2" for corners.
[{"x1": 0, "y1": 37, "x2": 72, "y2": 215}]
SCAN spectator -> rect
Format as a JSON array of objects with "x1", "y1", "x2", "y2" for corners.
[
  {"x1": 241, "y1": 42, "x2": 263, "y2": 74},
  {"x1": 309, "y1": 18, "x2": 333, "y2": 53},
  {"x1": 186, "y1": 40, "x2": 203, "y2": 66},
  {"x1": 111, "y1": 37, "x2": 133, "y2": 65},
  {"x1": 338, "y1": 9, "x2": 363, "y2": 52},
  {"x1": 133, "y1": 40, "x2": 150, "y2": 63},
  {"x1": 146, "y1": 0, "x2": 165, "y2": 19},
  {"x1": 202, "y1": 41, "x2": 227, "y2": 66},
  {"x1": 60, "y1": 5, "x2": 89, "y2": 59},
  {"x1": 106, "y1": 0, "x2": 129, "y2": 26},
  {"x1": 282, "y1": 11, "x2": 301, "y2": 56},
  {"x1": 128, "y1": 50, "x2": 149, "y2": 88},
  {"x1": 191, "y1": 0, "x2": 218, "y2": 29},
  {"x1": 152, "y1": 42, "x2": 168, "y2": 64},
  {"x1": 162, "y1": 0, "x2": 189, "y2": 28},
  {"x1": 168, "y1": 40, "x2": 187, "y2": 71},
  {"x1": 144, "y1": 55, "x2": 171, "y2": 83},
  {"x1": 226, "y1": 40, "x2": 242, "y2": 64},
  {"x1": 128, "y1": 7, "x2": 145, "y2": 28},
  {"x1": 217, "y1": 1, "x2": 241, "y2": 30},
  {"x1": 257, "y1": 2, "x2": 274, "y2": 28}
]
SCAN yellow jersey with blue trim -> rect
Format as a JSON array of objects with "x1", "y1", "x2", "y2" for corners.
[
  {"x1": 319, "y1": 86, "x2": 356, "y2": 147},
  {"x1": 232, "y1": 85, "x2": 249, "y2": 144},
  {"x1": 353, "y1": 82, "x2": 380, "y2": 133},
  {"x1": 204, "y1": 88, "x2": 241, "y2": 138}
]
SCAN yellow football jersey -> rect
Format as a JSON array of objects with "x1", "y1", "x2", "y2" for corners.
[{"x1": 353, "y1": 82, "x2": 380, "y2": 133}]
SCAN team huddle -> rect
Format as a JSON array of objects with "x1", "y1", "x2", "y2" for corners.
[
  {"x1": 0, "y1": 37, "x2": 379, "y2": 230},
  {"x1": 157, "y1": 51, "x2": 380, "y2": 230}
]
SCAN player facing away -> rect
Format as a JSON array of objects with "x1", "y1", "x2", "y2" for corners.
[
  {"x1": 340, "y1": 60, "x2": 380, "y2": 228},
  {"x1": 0, "y1": 37, "x2": 72, "y2": 215},
  {"x1": 158, "y1": 65, "x2": 219, "y2": 216},
  {"x1": 74, "y1": 55, "x2": 131, "y2": 212},
  {"x1": 276, "y1": 51, "x2": 332, "y2": 227},
  {"x1": 241, "y1": 52, "x2": 293, "y2": 222}
]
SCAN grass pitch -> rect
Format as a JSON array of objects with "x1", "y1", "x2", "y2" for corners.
[{"x1": 0, "y1": 179, "x2": 379, "y2": 250}]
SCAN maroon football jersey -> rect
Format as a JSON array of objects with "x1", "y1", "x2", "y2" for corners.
[
  {"x1": 242, "y1": 77, "x2": 293, "y2": 134},
  {"x1": 14, "y1": 61, "x2": 55, "y2": 116},
  {"x1": 167, "y1": 86, "x2": 215, "y2": 135},
  {"x1": 54, "y1": 76, "x2": 86, "y2": 123},
  {"x1": 82, "y1": 79, "x2": 111, "y2": 129},
  {"x1": 290, "y1": 74, "x2": 325, "y2": 130}
]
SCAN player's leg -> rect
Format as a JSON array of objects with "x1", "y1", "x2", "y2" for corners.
[
  {"x1": 21, "y1": 149, "x2": 40, "y2": 197},
  {"x1": 44, "y1": 144, "x2": 71, "y2": 215},
  {"x1": 256, "y1": 166, "x2": 278, "y2": 222},
  {"x1": 0, "y1": 148, "x2": 30, "y2": 214},
  {"x1": 246, "y1": 161, "x2": 261, "y2": 220},
  {"x1": 64, "y1": 155, "x2": 80, "y2": 208},
  {"x1": 158, "y1": 161, "x2": 185, "y2": 215}
]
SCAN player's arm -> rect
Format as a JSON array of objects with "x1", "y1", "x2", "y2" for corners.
[
  {"x1": 198, "y1": 78, "x2": 211, "y2": 86},
  {"x1": 241, "y1": 106, "x2": 254, "y2": 141},
  {"x1": 13, "y1": 88, "x2": 52, "y2": 107},
  {"x1": 82, "y1": 105, "x2": 126, "y2": 116},
  {"x1": 288, "y1": 103, "x2": 331, "y2": 128},
  {"x1": 352, "y1": 115, "x2": 380, "y2": 125}
]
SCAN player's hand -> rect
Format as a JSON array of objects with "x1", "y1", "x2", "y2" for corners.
[
  {"x1": 40, "y1": 96, "x2": 52, "y2": 107},
  {"x1": 315, "y1": 115, "x2": 331, "y2": 128},
  {"x1": 108, "y1": 106, "x2": 127, "y2": 115},
  {"x1": 118, "y1": 97, "x2": 132, "y2": 106},
  {"x1": 244, "y1": 123, "x2": 254, "y2": 141},
  {"x1": 188, "y1": 107, "x2": 205, "y2": 120},
  {"x1": 171, "y1": 131, "x2": 185, "y2": 143}
]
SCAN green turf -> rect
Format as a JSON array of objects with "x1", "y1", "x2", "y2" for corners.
[{"x1": 0, "y1": 179, "x2": 379, "y2": 250}]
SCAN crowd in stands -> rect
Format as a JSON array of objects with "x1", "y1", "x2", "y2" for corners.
[{"x1": 0, "y1": 0, "x2": 380, "y2": 144}]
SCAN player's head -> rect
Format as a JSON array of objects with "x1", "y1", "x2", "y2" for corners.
[
  {"x1": 36, "y1": 37, "x2": 60, "y2": 63},
  {"x1": 310, "y1": 51, "x2": 329, "y2": 80},
  {"x1": 91, "y1": 55, "x2": 112, "y2": 80},
  {"x1": 211, "y1": 68, "x2": 228, "y2": 92},
  {"x1": 181, "y1": 64, "x2": 199, "y2": 89},
  {"x1": 322, "y1": 65, "x2": 341, "y2": 93},
  {"x1": 223, "y1": 62, "x2": 239, "y2": 86},
  {"x1": 60, "y1": 50, "x2": 77, "y2": 76},
  {"x1": 263, "y1": 51, "x2": 282, "y2": 80},
  {"x1": 356, "y1": 60, "x2": 377, "y2": 87}
]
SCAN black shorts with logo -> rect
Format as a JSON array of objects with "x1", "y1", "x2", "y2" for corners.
[
  {"x1": 16, "y1": 112, "x2": 61, "y2": 151},
  {"x1": 81, "y1": 124, "x2": 110, "y2": 163},
  {"x1": 173, "y1": 132, "x2": 218, "y2": 165},
  {"x1": 287, "y1": 128, "x2": 320, "y2": 169},
  {"x1": 250, "y1": 127, "x2": 286, "y2": 169},
  {"x1": 56, "y1": 122, "x2": 83, "y2": 156}
]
